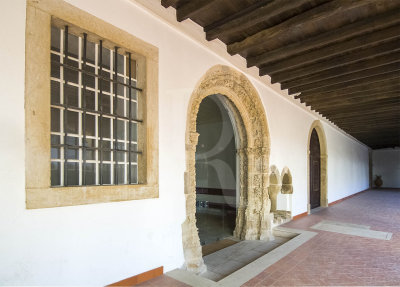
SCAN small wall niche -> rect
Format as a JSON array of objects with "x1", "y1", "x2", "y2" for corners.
[
  {"x1": 281, "y1": 167, "x2": 293, "y2": 194},
  {"x1": 268, "y1": 165, "x2": 281, "y2": 212},
  {"x1": 272, "y1": 167, "x2": 294, "y2": 225}
]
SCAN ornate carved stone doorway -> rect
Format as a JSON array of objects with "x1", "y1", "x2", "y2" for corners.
[{"x1": 182, "y1": 65, "x2": 272, "y2": 273}]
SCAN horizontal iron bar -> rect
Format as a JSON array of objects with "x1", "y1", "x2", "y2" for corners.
[
  {"x1": 51, "y1": 103, "x2": 143, "y2": 123},
  {"x1": 51, "y1": 60, "x2": 143, "y2": 92},
  {"x1": 52, "y1": 143, "x2": 142, "y2": 154}
]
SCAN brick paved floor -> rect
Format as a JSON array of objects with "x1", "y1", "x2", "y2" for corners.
[
  {"x1": 243, "y1": 189, "x2": 400, "y2": 286},
  {"x1": 138, "y1": 189, "x2": 400, "y2": 286}
]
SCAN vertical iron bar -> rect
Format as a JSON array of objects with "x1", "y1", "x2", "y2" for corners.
[
  {"x1": 63, "y1": 26, "x2": 69, "y2": 186},
  {"x1": 128, "y1": 52, "x2": 132, "y2": 184},
  {"x1": 113, "y1": 47, "x2": 119, "y2": 184},
  {"x1": 99, "y1": 40, "x2": 103, "y2": 185},
  {"x1": 82, "y1": 33, "x2": 87, "y2": 185}
]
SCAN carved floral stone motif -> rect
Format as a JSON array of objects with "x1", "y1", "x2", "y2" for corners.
[{"x1": 182, "y1": 65, "x2": 273, "y2": 273}]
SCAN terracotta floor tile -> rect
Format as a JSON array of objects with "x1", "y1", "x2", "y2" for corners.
[
  {"x1": 244, "y1": 189, "x2": 400, "y2": 286},
  {"x1": 135, "y1": 189, "x2": 400, "y2": 286}
]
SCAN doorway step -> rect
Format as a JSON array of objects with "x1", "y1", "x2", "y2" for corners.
[
  {"x1": 167, "y1": 227, "x2": 316, "y2": 286},
  {"x1": 200, "y1": 236, "x2": 292, "y2": 281},
  {"x1": 202, "y1": 237, "x2": 239, "y2": 256}
]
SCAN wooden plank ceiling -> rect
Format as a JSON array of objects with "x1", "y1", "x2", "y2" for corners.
[{"x1": 161, "y1": 0, "x2": 400, "y2": 149}]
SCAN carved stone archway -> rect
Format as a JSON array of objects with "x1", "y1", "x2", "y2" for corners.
[
  {"x1": 182, "y1": 65, "x2": 272, "y2": 273},
  {"x1": 307, "y1": 120, "x2": 328, "y2": 213}
]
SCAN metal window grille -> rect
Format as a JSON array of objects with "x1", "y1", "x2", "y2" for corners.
[{"x1": 50, "y1": 25, "x2": 142, "y2": 187}]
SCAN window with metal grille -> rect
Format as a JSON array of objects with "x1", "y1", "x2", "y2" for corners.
[{"x1": 50, "y1": 25, "x2": 141, "y2": 187}]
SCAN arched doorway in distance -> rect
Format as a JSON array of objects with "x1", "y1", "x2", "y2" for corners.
[
  {"x1": 309, "y1": 129, "x2": 321, "y2": 209},
  {"x1": 307, "y1": 120, "x2": 328, "y2": 213}
]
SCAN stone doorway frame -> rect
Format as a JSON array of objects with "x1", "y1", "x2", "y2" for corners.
[
  {"x1": 182, "y1": 65, "x2": 272, "y2": 273},
  {"x1": 307, "y1": 120, "x2": 328, "y2": 213}
]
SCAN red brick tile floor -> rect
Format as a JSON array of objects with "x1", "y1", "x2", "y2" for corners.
[{"x1": 138, "y1": 189, "x2": 400, "y2": 286}]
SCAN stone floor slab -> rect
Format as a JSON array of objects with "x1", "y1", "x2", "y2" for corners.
[{"x1": 311, "y1": 220, "x2": 392, "y2": 240}]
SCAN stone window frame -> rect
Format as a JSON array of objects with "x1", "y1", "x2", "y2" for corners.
[{"x1": 25, "y1": 0, "x2": 159, "y2": 209}]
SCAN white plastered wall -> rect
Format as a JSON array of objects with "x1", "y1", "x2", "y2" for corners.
[
  {"x1": 0, "y1": 0, "x2": 369, "y2": 285},
  {"x1": 372, "y1": 149, "x2": 400, "y2": 188}
]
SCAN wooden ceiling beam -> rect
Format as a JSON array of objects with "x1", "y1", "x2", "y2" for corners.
[
  {"x1": 307, "y1": 96, "x2": 399, "y2": 110},
  {"x1": 161, "y1": 0, "x2": 176, "y2": 8},
  {"x1": 317, "y1": 98, "x2": 400, "y2": 114},
  {"x1": 205, "y1": 0, "x2": 274, "y2": 40},
  {"x1": 302, "y1": 85, "x2": 400, "y2": 107},
  {"x1": 332, "y1": 117, "x2": 400, "y2": 126},
  {"x1": 340, "y1": 122, "x2": 400, "y2": 128},
  {"x1": 292, "y1": 70, "x2": 399, "y2": 96},
  {"x1": 289, "y1": 41, "x2": 400, "y2": 94},
  {"x1": 361, "y1": 142, "x2": 399, "y2": 149},
  {"x1": 361, "y1": 135, "x2": 400, "y2": 140},
  {"x1": 247, "y1": 9, "x2": 400, "y2": 68},
  {"x1": 228, "y1": 0, "x2": 396, "y2": 56},
  {"x1": 320, "y1": 104, "x2": 400, "y2": 117},
  {"x1": 371, "y1": 145, "x2": 399, "y2": 149},
  {"x1": 330, "y1": 113, "x2": 400, "y2": 121},
  {"x1": 176, "y1": 0, "x2": 216, "y2": 22},
  {"x1": 261, "y1": 26, "x2": 400, "y2": 76},
  {"x1": 345, "y1": 132, "x2": 399, "y2": 138},
  {"x1": 349, "y1": 131, "x2": 400, "y2": 137},
  {"x1": 285, "y1": 52, "x2": 400, "y2": 92},
  {"x1": 305, "y1": 91, "x2": 400, "y2": 109},
  {"x1": 288, "y1": 64, "x2": 400, "y2": 94},
  {"x1": 357, "y1": 139, "x2": 399, "y2": 145},
  {"x1": 204, "y1": 0, "x2": 326, "y2": 41},
  {"x1": 342, "y1": 127, "x2": 399, "y2": 134},
  {"x1": 324, "y1": 108, "x2": 400, "y2": 120},
  {"x1": 358, "y1": 138, "x2": 400, "y2": 143},
  {"x1": 360, "y1": 142, "x2": 398, "y2": 148},
  {"x1": 282, "y1": 61, "x2": 400, "y2": 91},
  {"x1": 352, "y1": 128, "x2": 400, "y2": 133},
  {"x1": 334, "y1": 125, "x2": 399, "y2": 135},
  {"x1": 352, "y1": 133, "x2": 400, "y2": 139},
  {"x1": 356, "y1": 137, "x2": 400, "y2": 144},
  {"x1": 340, "y1": 125, "x2": 398, "y2": 136},
  {"x1": 353, "y1": 138, "x2": 399, "y2": 145},
  {"x1": 299, "y1": 78, "x2": 400, "y2": 99},
  {"x1": 350, "y1": 133, "x2": 399, "y2": 138}
]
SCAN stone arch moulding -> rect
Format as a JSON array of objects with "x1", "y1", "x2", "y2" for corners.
[
  {"x1": 182, "y1": 65, "x2": 272, "y2": 273},
  {"x1": 307, "y1": 120, "x2": 328, "y2": 213}
]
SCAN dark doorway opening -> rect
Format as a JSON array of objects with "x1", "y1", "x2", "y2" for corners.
[
  {"x1": 195, "y1": 95, "x2": 237, "y2": 247},
  {"x1": 310, "y1": 128, "x2": 321, "y2": 209}
]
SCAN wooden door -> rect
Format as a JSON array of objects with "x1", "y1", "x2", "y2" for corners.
[{"x1": 310, "y1": 129, "x2": 321, "y2": 209}]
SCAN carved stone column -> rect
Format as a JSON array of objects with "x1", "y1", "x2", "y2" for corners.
[
  {"x1": 234, "y1": 148, "x2": 247, "y2": 239},
  {"x1": 320, "y1": 154, "x2": 328, "y2": 207},
  {"x1": 243, "y1": 147, "x2": 259, "y2": 240},
  {"x1": 259, "y1": 147, "x2": 273, "y2": 241},
  {"x1": 182, "y1": 132, "x2": 206, "y2": 274}
]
